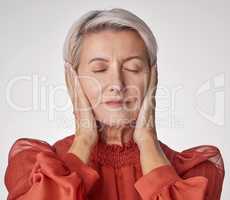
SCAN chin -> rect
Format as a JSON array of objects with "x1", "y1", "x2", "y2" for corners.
[{"x1": 95, "y1": 110, "x2": 138, "y2": 127}]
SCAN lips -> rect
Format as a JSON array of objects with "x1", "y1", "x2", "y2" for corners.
[
  {"x1": 103, "y1": 98, "x2": 133, "y2": 108},
  {"x1": 105, "y1": 100, "x2": 123, "y2": 104},
  {"x1": 104, "y1": 101, "x2": 124, "y2": 108},
  {"x1": 103, "y1": 97, "x2": 134, "y2": 104}
]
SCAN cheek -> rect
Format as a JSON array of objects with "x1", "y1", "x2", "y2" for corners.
[
  {"x1": 80, "y1": 73, "x2": 148, "y2": 108},
  {"x1": 125, "y1": 75, "x2": 148, "y2": 101},
  {"x1": 126, "y1": 83, "x2": 145, "y2": 109},
  {"x1": 80, "y1": 76, "x2": 102, "y2": 105}
]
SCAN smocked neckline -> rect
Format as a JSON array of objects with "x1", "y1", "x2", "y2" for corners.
[
  {"x1": 97, "y1": 137, "x2": 137, "y2": 152},
  {"x1": 90, "y1": 137, "x2": 140, "y2": 168}
]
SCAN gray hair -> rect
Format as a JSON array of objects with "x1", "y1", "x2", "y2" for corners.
[{"x1": 63, "y1": 8, "x2": 158, "y2": 70}]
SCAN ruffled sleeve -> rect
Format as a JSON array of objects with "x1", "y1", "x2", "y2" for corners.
[
  {"x1": 4, "y1": 138, "x2": 100, "y2": 200},
  {"x1": 134, "y1": 144, "x2": 225, "y2": 200}
]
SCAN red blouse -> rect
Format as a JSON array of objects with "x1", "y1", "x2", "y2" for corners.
[{"x1": 4, "y1": 134, "x2": 225, "y2": 200}]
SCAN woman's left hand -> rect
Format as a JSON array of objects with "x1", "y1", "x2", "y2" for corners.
[
  {"x1": 133, "y1": 65, "x2": 158, "y2": 146},
  {"x1": 133, "y1": 65, "x2": 171, "y2": 175}
]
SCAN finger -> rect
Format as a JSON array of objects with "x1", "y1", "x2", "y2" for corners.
[
  {"x1": 145, "y1": 67, "x2": 157, "y2": 129},
  {"x1": 147, "y1": 66, "x2": 155, "y2": 92},
  {"x1": 68, "y1": 67, "x2": 79, "y2": 114},
  {"x1": 64, "y1": 64, "x2": 74, "y2": 104},
  {"x1": 147, "y1": 67, "x2": 157, "y2": 119},
  {"x1": 146, "y1": 66, "x2": 157, "y2": 108},
  {"x1": 149, "y1": 66, "x2": 157, "y2": 96},
  {"x1": 69, "y1": 67, "x2": 90, "y2": 110},
  {"x1": 67, "y1": 66, "x2": 81, "y2": 124},
  {"x1": 69, "y1": 67, "x2": 97, "y2": 130},
  {"x1": 65, "y1": 65, "x2": 81, "y2": 135},
  {"x1": 146, "y1": 108, "x2": 155, "y2": 129},
  {"x1": 136, "y1": 67, "x2": 155, "y2": 129}
]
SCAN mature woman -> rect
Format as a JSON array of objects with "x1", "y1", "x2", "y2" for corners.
[{"x1": 5, "y1": 8, "x2": 225, "y2": 200}]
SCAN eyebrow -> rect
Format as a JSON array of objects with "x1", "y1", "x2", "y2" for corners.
[{"x1": 88, "y1": 55, "x2": 145, "y2": 64}]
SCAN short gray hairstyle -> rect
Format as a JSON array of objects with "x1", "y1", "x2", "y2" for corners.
[{"x1": 63, "y1": 8, "x2": 158, "y2": 70}]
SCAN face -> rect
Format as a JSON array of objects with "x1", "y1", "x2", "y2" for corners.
[{"x1": 77, "y1": 30, "x2": 151, "y2": 127}]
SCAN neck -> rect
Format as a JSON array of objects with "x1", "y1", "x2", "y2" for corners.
[{"x1": 97, "y1": 121, "x2": 135, "y2": 146}]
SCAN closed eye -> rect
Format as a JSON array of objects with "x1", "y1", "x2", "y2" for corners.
[
  {"x1": 92, "y1": 68, "x2": 140, "y2": 73},
  {"x1": 125, "y1": 68, "x2": 139, "y2": 73},
  {"x1": 92, "y1": 69, "x2": 107, "y2": 73}
]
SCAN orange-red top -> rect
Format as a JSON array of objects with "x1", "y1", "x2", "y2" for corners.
[{"x1": 5, "y1": 134, "x2": 225, "y2": 200}]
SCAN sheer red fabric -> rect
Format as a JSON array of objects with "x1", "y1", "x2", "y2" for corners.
[{"x1": 5, "y1": 134, "x2": 225, "y2": 200}]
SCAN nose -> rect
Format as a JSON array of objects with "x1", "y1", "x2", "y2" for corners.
[
  {"x1": 109, "y1": 84, "x2": 124, "y2": 94},
  {"x1": 108, "y1": 69, "x2": 126, "y2": 94}
]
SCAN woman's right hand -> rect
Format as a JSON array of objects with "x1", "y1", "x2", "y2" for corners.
[{"x1": 64, "y1": 62, "x2": 98, "y2": 163}]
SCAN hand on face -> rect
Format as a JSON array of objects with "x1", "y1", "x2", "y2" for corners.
[
  {"x1": 64, "y1": 61, "x2": 158, "y2": 147},
  {"x1": 133, "y1": 65, "x2": 158, "y2": 145},
  {"x1": 65, "y1": 62, "x2": 98, "y2": 147}
]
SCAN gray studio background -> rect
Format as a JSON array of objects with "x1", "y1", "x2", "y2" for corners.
[{"x1": 0, "y1": 1, "x2": 229, "y2": 199}]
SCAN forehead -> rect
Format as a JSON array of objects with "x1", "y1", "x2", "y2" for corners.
[{"x1": 80, "y1": 30, "x2": 148, "y2": 61}]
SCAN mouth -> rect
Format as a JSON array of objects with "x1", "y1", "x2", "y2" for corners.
[
  {"x1": 104, "y1": 100, "x2": 124, "y2": 107},
  {"x1": 104, "y1": 99, "x2": 133, "y2": 108}
]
